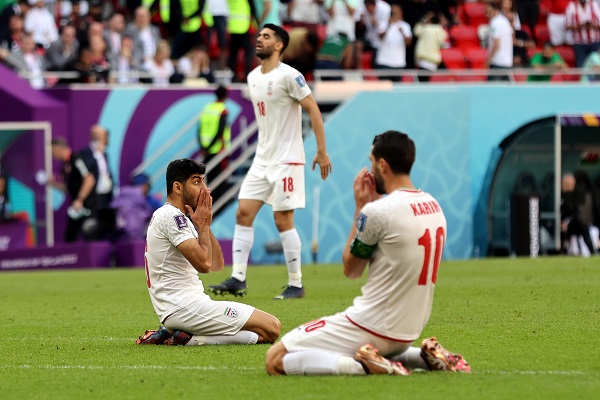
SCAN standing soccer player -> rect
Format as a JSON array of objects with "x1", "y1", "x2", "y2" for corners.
[
  {"x1": 265, "y1": 131, "x2": 471, "y2": 376},
  {"x1": 136, "y1": 159, "x2": 281, "y2": 346},
  {"x1": 208, "y1": 24, "x2": 332, "y2": 300}
]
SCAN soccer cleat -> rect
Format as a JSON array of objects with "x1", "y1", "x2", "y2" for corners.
[
  {"x1": 354, "y1": 344, "x2": 410, "y2": 376},
  {"x1": 421, "y1": 337, "x2": 471, "y2": 373},
  {"x1": 135, "y1": 326, "x2": 171, "y2": 345},
  {"x1": 164, "y1": 330, "x2": 192, "y2": 346},
  {"x1": 273, "y1": 285, "x2": 305, "y2": 300},
  {"x1": 207, "y1": 277, "x2": 248, "y2": 297}
]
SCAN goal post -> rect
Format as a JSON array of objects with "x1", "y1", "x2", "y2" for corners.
[{"x1": 0, "y1": 121, "x2": 54, "y2": 247}]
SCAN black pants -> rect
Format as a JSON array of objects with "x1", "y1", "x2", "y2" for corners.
[{"x1": 228, "y1": 33, "x2": 254, "y2": 81}]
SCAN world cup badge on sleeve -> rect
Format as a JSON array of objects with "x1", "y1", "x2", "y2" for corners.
[
  {"x1": 173, "y1": 214, "x2": 188, "y2": 230},
  {"x1": 357, "y1": 213, "x2": 367, "y2": 232},
  {"x1": 295, "y1": 75, "x2": 306, "y2": 88}
]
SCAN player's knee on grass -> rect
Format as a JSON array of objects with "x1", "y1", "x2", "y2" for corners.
[
  {"x1": 245, "y1": 310, "x2": 282, "y2": 343},
  {"x1": 265, "y1": 342, "x2": 288, "y2": 375}
]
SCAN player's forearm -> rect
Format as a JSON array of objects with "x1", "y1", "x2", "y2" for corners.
[
  {"x1": 210, "y1": 230, "x2": 224, "y2": 271},
  {"x1": 342, "y1": 209, "x2": 365, "y2": 279},
  {"x1": 310, "y1": 111, "x2": 327, "y2": 153},
  {"x1": 194, "y1": 226, "x2": 213, "y2": 273}
]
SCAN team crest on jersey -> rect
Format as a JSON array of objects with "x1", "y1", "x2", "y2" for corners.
[
  {"x1": 173, "y1": 214, "x2": 188, "y2": 230},
  {"x1": 267, "y1": 81, "x2": 273, "y2": 96},
  {"x1": 224, "y1": 307, "x2": 239, "y2": 318},
  {"x1": 295, "y1": 75, "x2": 306, "y2": 88},
  {"x1": 357, "y1": 213, "x2": 367, "y2": 232}
]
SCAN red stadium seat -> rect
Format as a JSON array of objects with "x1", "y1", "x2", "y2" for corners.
[
  {"x1": 361, "y1": 52, "x2": 372, "y2": 69},
  {"x1": 441, "y1": 47, "x2": 467, "y2": 69},
  {"x1": 534, "y1": 24, "x2": 550, "y2": 47},
  {"x1": 450, "y1": 25, "x2": 480, "y2": 51},
  {"x1": 463, "y1": 2, "x2": 488, "y2": 28},
  {"x1": 464, "y1": 47, "x2": 489, "y2": 69},
  {"x1": 520, "y1": 25, "x2": 532, "y2": 39},
  {"x1": 555, "y1": 45, "x2": 575, "y2": 67}
]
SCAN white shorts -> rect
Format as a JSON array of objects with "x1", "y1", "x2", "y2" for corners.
[
  {"x1": 280, "y1": 312, "x2": 413, "y2": 358},
  {"x1": 238, "y1": 163, "x2": 305, "y2": 211},
  {"x1": 163, "y1": 295, "x2": 255, "y2": 336}
]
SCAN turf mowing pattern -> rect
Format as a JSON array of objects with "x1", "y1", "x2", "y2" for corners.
[{"x1": 1, "y1": 257, "x2": 598, "y2": 399}]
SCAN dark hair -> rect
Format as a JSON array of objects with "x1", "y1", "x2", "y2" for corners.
[
  {"x1": 263, "y1": 23, "x2": 290, "y2": 54},
  {"x1": 51, "y1": 137, "x2": 69, "y2": 147},
  {"x1": 215, "y1": 85, "x2": 228, "y2": 100},
  {"x1": 166, "y1": 159, "x2": 206, "y2": 194},
  {"x1": 372, "y1": 130, "x2": 415, "y2": 175}
]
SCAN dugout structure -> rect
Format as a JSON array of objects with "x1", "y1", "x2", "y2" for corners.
[
  {"x1": 0, "y1": 121, "x2": 54, "y2": 247},
  {"x1": 488, "y1": 114, "x2": 600, "y2": 256}
]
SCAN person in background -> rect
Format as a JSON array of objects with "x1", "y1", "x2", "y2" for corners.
[
  {"x1": 528, "y1": 41, "x2": 567, "y2": 81},
  {"x1": 50, "y1": 137, "x2": 97, "y2": 242},
  {"x1": 486, "y1": 0, "x2": 513, "y2": 81},
  {"x1": 413, "y1": 11, "x2": 447, "y2": 82},
  {"x1": 374, "y1": 3, "x2": 413, "y2": 81},
  {"x1": 580, "y1": 48, "x2": 600, "y2": 82},
  {"x1": 143, "y1": 39, "x2": 175, "y2": 86},
  {"x1": 0, "y1": 174, "x2": 11, "y2": 219},
  {"x1": 0, "y1": 32, "x2": 46, "y2": 88},
  {"x1": 198, "y1": 84, "x2": 230, "y2": 201},
  {"x1": 45, "y1": 24, "x2": 80, "y2": 71},
  {"x1": 24, "y1": 0, "x2": 58, "y2": 48}
]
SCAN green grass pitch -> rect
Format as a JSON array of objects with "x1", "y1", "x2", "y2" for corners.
[{"x1": 0, "y1": 257, "x2": 598, "y2": 400}]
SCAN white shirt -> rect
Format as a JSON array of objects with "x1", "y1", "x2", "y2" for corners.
[
  {"x1": 247, "y1": 62, "x2": 311, "y2": 166},
  {"x1": 358, "y1": 0, "x2": 391, "y2": 49},
  {"x1": 290, "y1": 0, "x2": 322, "y2": 24},
  {"x1": 144, "y1": 58, "x2": 175, "y2": 87},
  {"x1": 208, "y1": 0, "x2": 229, "y2": 16},
  {"x1": 375, "y1": 20, "x2": 412, "y2": 68},
  {"x1": 24, "y1": 7, "x2": 59, "y2": 48},
  {"x1": 91, "y1": 145, "x2": 112, "y2": 194},
  {"x1": 139, "y1": 27, "x2": 156, "y2": 60},
  {"x1": 325, "y1": 0, "x2": 361, "y2": 41},
  {"x1": 145, "y1": 203, "x2": 209, "y2": 322},
  {"x1": 345, "y1": 189, "x2": 447, "y2": 341},
  {"x1": 488, "y1": 13, "x2": 514, "y2": 67}
]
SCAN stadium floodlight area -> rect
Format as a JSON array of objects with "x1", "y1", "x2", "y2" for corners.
[{"x1": 0, "y1": 121, "x2": 54, "y2": 247}]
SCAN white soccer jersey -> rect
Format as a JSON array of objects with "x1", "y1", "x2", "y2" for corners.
[
  {"x1": 345, "y1": 189, "x2": 447, "y2": 341},
  {"x1": 145, "y1": 203, "x2": 207, "y2": 322},
  {"x1": 247, "y1": 62, "x2": 312, "y2": 166}
]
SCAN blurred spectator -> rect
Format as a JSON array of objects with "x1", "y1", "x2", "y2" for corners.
[
  {"x1": 513, "y1": 29, "x2": 536, "y2": 67},
  {"x1": 314, "y1": 32, "x2": 353, "y2": 75},
  {"x1": 176, "y1": 44, "x2": 215, "y2": 82},
  {"x1": 45, "y1": 24, "x2": 80, "y2": 71},
  {"x1": 399, "y1": 0, "x2": 443, "y2": 69},
  {"x1": 0, "y1": 174, "x2": 11, "y2": 219},
  {"x1": 580, "y1": 48, "x2": 600, "y2": 82},
  {"x1": 486, "y1": 0, "x2": 513, "y2": 81},
  {"x1": 104, "y1": 12, "x2": 126, "y2": 61},
  {"x1": 0, "y1": 33, "x2": 46, "y2": 88},
  {"x1": 171, "y1": 0, "x2": 205, "y2": 59},
  {"x1": 561, "y1": 171, "x2": 600, "y2": 255},
  {"x1": 546, "y1": 0, "x2": 571, "y2": 46},
  {"x1": 501, "y1": 0, "x2": 521, "y2": 30},
  {"x1": 87, "y1": 0, "x2": 104, "y2": 22},
  {"x1": 50, "y1": 137, "x2": 97, "y2": 242},
  {"x1": 325, "y1": 0, "x2": 359, "y2": 41},
  {"x1": 565, "y1": 0, "x2": 600, "y2": 68},
  {"x1": 0, "y1": 14, "x2": 25, "y2": 52},
  {"x1": 0, "y1": 0, "x2": 30, "y2": 42},
  {"x1": 356, "y1": 0, "x2": 391, "y2": 66},
  {"x1": 255, "y1": 0, "x2": 281, "y2": 27},
  {"x1": 86, "y1": 34, "x2": 111, "y2": 80},
  {"x1": 111, "y1": 35, "x2": 142, "y2": 83},
  {"x1": 24, "y1": 0, "x2": 59, "y2": 48},
  {"x1": 287, "y1": 0, "x2": 323, "y2": 30},
  {"x1": 80, "y1": 124, "x2": 114, "y2": 211},
  {"x1": 528, "y1": 41, "x2": 567, "y2": 81},
  {"x1": 57, "y1": 0, "x2": 90, "y2": 27},
  {"x1": 74, "y1": 47, "x2": 107, "y2": 82},
  {"x1": 226, "y1": 0, "x2": 254, "y2": 82},
  {"x1": 413, "y1": 11, "x2": 447, "y2": 82},
  {"x1": 198, "y1": 84, "x2": 230, "y2": 199},
  {"x1": 516, "y1": 0, "x2": 540, "y2": 35},
  {"x1": 125, "y1": 6, "x2": 161, "y2": 63},
  {"x1": 374, "y1": 3, "x2": 412, "y2": 80},
  {"x1": 207, "y1": 0, "x2": 229, "y2": 69},
  {"x1": 143, "y1": 39, "x2": 175, "y2": 86},
  {"x1": 110, "y1": 173, "x2": 160, "y2": 241},
  {"x1": 281, "y1": 27, "x2": 319, "y2": 75}
]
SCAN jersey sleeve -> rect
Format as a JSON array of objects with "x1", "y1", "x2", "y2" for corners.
[
  {"x1": 285, "y1": 68, "x2": 312, "y2": 102},
  {"x1": 162, "y1": 210, "x2": 196, "y2": 247},
  {"x1": 350, "y1": 202, "x2": 386, "y2": 259}
]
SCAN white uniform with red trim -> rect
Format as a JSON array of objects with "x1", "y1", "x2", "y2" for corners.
[
  {"x1": 280, "y1": 189, "x2": 447, "y2": 357},
  {"x1": 238, "y1": 62, "x2": 312, "y2": 210},
  {"x1": 145, "y1": 204, "x2": 254, "y2": 335}
]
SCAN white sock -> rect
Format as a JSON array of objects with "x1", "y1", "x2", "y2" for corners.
[
  {"x1": 186, "y1": 331, "x2": 259, "y2": 346},
  {"x1": 393, "y1": 346, "x2": 429, "y2": 370},
  {"x1": 232, "y1": 225, "x2": 254, "y2": 281},
  {"x1": 283, "y1": 351, "x2": 364, "y2": 375},
  {"x1": 280, "y1": 228, "x2": 302, "y2": 287}
]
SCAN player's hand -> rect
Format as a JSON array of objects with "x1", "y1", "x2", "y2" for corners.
[
  {"x1": 312, "y1": 151, "x2": 332, "y2": 180},
  {"x1": 186, "y1": 188, "x2": 212, "y2": 228},
  {"x1": 353, "y1": 167, "x2": 380, "y2": 208}
]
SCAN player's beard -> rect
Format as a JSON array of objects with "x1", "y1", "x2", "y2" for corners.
[
  {"x1": 373, "y1": 167, "x2": 386, "y2": 195},
  {"x1": 256, "y1": 44, "x2": 274, "y2": 60},
  {"x1": 182, "y1": 188, "x2": 197, "y2": 212}
]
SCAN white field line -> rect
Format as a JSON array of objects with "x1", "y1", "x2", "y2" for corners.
[{"x1": 0, "y1": 365, "x2": 590, "y2": 375}]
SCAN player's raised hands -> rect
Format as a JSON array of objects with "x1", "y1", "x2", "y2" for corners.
[
  {"x1": 186, "y1": 188, "x2": 213, "y2": 228},
  {"x1": 312, "y1": 150, "x2": 332, "y2": 180},
  {"x1": 353, "y1": 168, "x2": 380, "y2": 208}
]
